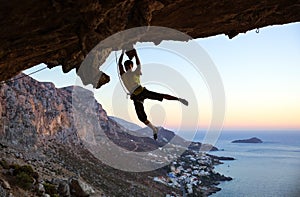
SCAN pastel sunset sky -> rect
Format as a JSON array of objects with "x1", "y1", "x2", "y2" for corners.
[{"x1": 24, "y1": 22, "x2": 300, "y2": 131}]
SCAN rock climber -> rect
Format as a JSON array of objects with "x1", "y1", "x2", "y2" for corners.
[{"x1": 118, "y1": 48, "x2": 188, "y2": 140}]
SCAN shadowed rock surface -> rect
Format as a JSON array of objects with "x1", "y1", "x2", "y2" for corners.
[{"x1": 1, "y1": 0, "x2": 300, "y2": 84}]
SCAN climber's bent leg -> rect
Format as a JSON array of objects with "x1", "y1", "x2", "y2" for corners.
[{"x1": 133, "y1": 100, "x2": 158, "y2": 140}]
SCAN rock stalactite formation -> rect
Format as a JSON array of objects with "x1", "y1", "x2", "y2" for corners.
[{"x1": 1, "y1": 0, "x2": 300, "y2": 86}]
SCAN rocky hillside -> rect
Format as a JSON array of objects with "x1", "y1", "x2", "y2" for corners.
[{"x1": 0, "y1": 74, "x2": 232, "y2": 196}]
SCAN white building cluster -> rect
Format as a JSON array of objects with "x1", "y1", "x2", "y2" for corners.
[{"x1": 153, "y1": 151, "x2": 219, "y2": 195}]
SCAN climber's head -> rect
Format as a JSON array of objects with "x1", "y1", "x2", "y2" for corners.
[{"x1": 124, "y1": 60, "x2": 133, "y2": 71}]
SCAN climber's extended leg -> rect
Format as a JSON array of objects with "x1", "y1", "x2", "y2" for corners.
[{"x1": 142, "y1": 88, "x2": 189, "y2": 106}]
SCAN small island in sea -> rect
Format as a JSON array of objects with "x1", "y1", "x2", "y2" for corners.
[{"x1": 232, "y1": 137, "x2": 263, "y2": 143}]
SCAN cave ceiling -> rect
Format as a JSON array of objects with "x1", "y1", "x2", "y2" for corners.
[{"x1": 1, "y1": 0, "x2": 299, "y2": 87}]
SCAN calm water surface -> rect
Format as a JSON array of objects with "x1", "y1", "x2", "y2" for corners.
[{"x1": 197, "y1": 131, "x2": 300, "y2": 197}]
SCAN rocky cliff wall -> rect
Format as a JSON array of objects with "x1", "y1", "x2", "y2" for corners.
[{"x1": 0, "y1": 73, "x2": 109, "y2": 147}]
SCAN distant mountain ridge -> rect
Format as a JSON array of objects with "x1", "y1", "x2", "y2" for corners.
[{"x1": 109, "y1": 116, "x2": 142, "y2": 131}]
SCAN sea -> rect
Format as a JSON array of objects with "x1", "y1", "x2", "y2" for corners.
[{"x1": 193, "y1": 130, "x2": 300, "y2": 197}]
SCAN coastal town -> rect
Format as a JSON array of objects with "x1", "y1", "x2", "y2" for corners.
[{"x1": 153, "y1": 150, "x2": 233, "y2": 196}]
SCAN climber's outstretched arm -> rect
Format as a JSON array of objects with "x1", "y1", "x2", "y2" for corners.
[{"x1": 118, "y1": 52, "x2": 125, "y2": 75}]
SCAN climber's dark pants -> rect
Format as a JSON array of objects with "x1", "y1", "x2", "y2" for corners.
[{"x1": 130, "y1": 87, "x2": 164, "y2": 123}]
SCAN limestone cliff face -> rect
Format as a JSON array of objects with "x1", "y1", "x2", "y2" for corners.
[
  {"x1": 0, "y1": 0, "x2": 299, "y2": 85},
  {"x1": 0, "y1": 73, "x2": 109, "y2": 147}
]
